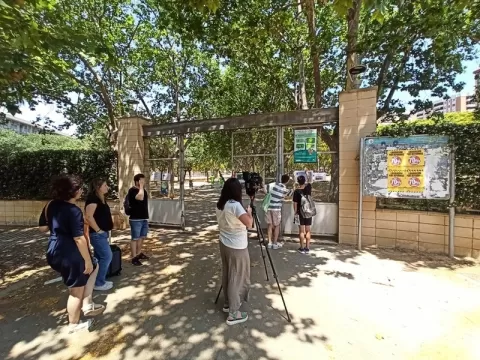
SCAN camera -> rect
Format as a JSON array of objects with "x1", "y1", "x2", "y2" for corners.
[{"x1": 242, "y1": 171, "x2": 263, "y2": 197}]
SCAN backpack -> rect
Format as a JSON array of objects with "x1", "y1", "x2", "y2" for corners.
[
  {"x1": 123, "y1": 190, "x2": 131, "y2": 216},
  {"x1": 300, "y1": 192, "x2": 316, "y2": 219}
]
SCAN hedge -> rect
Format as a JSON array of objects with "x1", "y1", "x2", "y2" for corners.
[
  {"x1": 0, "y1": 149, "x2": 118, "y2": 200},
  {"x1": 376, "y1": 112, "x2": 480, "y2": 213}
]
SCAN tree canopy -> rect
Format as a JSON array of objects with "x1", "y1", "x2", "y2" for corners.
[{"x1": 0, "y1": 0, "x2": 478, "y2": 170}]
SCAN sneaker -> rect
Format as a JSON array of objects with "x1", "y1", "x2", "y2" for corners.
[
  {"x1": 222, "y1": 305, "x2": 230, "y2": 313},
  {"x1": 138, "y1": 253, "x2": 149, "y2": 260},
  {"x1": 68, "y1": 319, "x2": 95, "y2": 334},
  {"x1": 132, "y1": 257, "x2": 143, "y2": 266},
  {"x1": 105, "y1": 280, "x2": 113, "y2": 286},
  {"x1": 304, "y1": 248, "x2": 310, "y2": 254},
  {"x1": 226, "y1": 312, "x2": 248, "y2": 326},
  {"x1": 82, "y1": 303, "x2": 105, "y2": 317},
  {"x1": 297, "y1": 247, "x2": 305, "y2": 254},
  {"x1": 94, "y1": 282, "x2": 113, "y2": 291},
  {"x1": 272, "y1": 243, "x2": 283, "y2": 250},
  {"x1": 267, "y1": 243, "x2": 273, "y2": 249}
]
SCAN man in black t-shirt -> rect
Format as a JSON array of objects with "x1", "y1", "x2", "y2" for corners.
[{"x1": 127, "y1": 174, "x2": 149, "y2": 266}]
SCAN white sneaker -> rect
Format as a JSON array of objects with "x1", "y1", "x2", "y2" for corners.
[
  {"x1": 94, "y1": 282, "x2": 113, "y2": 291},
  {"x1": 105, "y1": 281, "x2": 113, "y2": 286},
  {"x1": 272, "y1": 243, "x2": 283, "y2": 250},
  {"x1": 267, "y1": 243, "x2": 273, "y2": 249},
  {"x1": 68, "y1": 319, "x2": 94, "y2": 334}
]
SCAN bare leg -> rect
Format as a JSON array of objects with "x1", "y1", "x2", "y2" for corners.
[
  {"x1": 273, "y1": 225, "x2": 280, "y2": 244},
  {"x1": 82, "y1": 266, "x2": 99, "y2": 308},
  {"x1": 130, "y1": 241, "x2": 137, "y2": 258},
  {"x1": 305, "y1": 226, "x2": 311, "y2": 249},
  {"x1": 68, "y1": 287, "x2": 85, "y2": 324},
  {"x1": 137, "y1": 238, "x2": 144, "y2": 255},
  {"x1": 299, "y1": 225, "x2": 305, "y2": 249},
  {"x1": 267, "y1": 224, "x2": 273, "y2": 244}
]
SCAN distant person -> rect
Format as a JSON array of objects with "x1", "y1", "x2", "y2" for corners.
[
  {"x1": 216, "y1": 178, "x2": 253, "y2": 325},
  {"x1": 293, "y1": 175, "x2": 312, "y2": 254},
  {"x1": 39, "y1": 175, "x2": 104, "y2": 333},
  {"x1": 263, "y1": 174, "x2": 293, "y2": 249},
  {"x1": 85, "y1": 178, "x2": 114, "y2": 291},
  {"x1": 127, "y1": 174, "x2": 150, "y2": 266}
]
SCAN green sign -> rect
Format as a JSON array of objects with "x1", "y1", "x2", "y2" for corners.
[{"x1": 294, "y1": 129, "x2": 317, "y2": 163}]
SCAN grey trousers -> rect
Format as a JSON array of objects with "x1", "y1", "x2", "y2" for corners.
[{"x1": 219, "y1": 242, "x2": 251, "y2": 313}]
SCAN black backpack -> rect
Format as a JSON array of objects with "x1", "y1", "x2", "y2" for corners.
[{"x1": 123, "y1": 190, "x2": 131, "y2": 216}]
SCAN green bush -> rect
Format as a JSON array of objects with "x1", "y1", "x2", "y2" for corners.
[
  {"x1": 376, "y1": 112, "x2": 480, "y2": 212},
  {"x1": 0, "y1": 129, "x2": 90, "y2": 153},
  {"x1": 0, "y1": 149, "x2": 118, "y2": 200}
]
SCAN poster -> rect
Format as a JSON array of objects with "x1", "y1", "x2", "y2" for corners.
[
  {"x1": 387, "y1": 149, "x2": 425, "y2": 193},
  {"x1": 361, "y1": 135, "x2": 450, "y2": 199},
  {"x1": 294, "y1": 129, "x2": 317, "y2": 163}
]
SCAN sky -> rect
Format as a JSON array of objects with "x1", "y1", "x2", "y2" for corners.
[{"x1": 9, "y1": 57, "x2": 480, "y2": 137}]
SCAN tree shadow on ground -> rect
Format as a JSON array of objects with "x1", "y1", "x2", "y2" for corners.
[
  {"x1": 1, "y1": 197, "x2": 479, "y2": 360},
  {"x1": 0, "y1": 231, "x2": 333, "y2": 359}
]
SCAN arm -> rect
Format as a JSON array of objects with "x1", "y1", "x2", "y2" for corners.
[
  {"x1": 135, "y1": 188, "x2": 145, "y2": 201},
  {"x1": 234, "y1": 202, "x2": 253, "y2": 228},
  {"x1": 38, "y1": 205, "x2": 49, "y2": 233},
  {"x1": 70, "y1": 208, "x2": 93, "y2": 274},
  {"x1": 85, "y1": 203, "x2": 102, "y2": 233}
]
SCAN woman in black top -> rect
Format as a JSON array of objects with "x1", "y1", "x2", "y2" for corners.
[
  {"x1": 293, "y1": 175, "x2": 312, "y2": 254},
  {"x1": 39, "y1": 175, "x2": 104, "y2": 333},
  {"x1": 85, "y1": 178, "x2": 114, "y2": 291}
]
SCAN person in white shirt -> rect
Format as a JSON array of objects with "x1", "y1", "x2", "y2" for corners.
[{"x1": 216, "y1": 178, "x2": 253, "y2": 325}]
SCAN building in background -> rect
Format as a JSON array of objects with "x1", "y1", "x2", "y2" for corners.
[
  {"x1": 410, "y1": 94, "x2": 477, "y2": 120},
  {"x1": 0, "y1": 113, "x2": 65, "y2": 135}
]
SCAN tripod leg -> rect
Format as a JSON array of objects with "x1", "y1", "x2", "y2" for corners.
[
  {"x1": 253, "y1": 210, "x2": 269, "y2": 281},
  {"x1": 263, "y1": 235, "x2": 292, "y2": 323},
  {"x1": 214, "y1": 285, "x2": 222, "y2": 304}
]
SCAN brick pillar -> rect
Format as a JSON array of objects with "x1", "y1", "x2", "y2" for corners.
[
  {"x1": 338, "y1": 87, "x2": 377, "y2": 245},
  {"x1": 117, "y1": 116, "x2": 150, "y2": 205}
]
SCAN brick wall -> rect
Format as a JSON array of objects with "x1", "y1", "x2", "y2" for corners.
[
  {"x1": 338, "y1": 87, "x2": 378, "y2": 245},
  {"x1": 0, "y1": 200, "x2": 126, "y2": 229},
  {"x1": 340, "y1": 207, "x2": 480, "y2": 258}
]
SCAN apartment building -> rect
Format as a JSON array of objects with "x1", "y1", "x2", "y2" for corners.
[{"x1": 0, "y1": 113, "x2": 63, "y2": 135}]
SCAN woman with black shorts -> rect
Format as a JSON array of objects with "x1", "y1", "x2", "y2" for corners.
[
  {"x1": 39, "y1": 175, "x2": 105, "y2": 333},
  {"x1": 293, "y1": 175, "x2": 312, "y2": 254}
]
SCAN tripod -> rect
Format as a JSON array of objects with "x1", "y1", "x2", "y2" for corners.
[{"x1": 215, "y1": 198, "x2": 291, "y2": 322}]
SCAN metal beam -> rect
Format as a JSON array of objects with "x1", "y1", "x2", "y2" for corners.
[{"x1": 143, "y1": 108, "x2": 339, "y2": 137}]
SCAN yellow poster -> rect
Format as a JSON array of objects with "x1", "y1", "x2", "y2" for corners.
[{"x1": 387, "y1": 149, "x2": 425, "y2": 192}]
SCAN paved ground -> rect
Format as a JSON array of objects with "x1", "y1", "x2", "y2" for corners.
[{"x1": 1, "y1": 200, "x2": 480, "y2": 360}]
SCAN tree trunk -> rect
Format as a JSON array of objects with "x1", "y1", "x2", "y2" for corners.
[
  {"x1": 298, "y1": 55, "x2": 309, "y2": 110},
  {"x1": 304, "y1": 0, "x2": 322, "y2": 107},
  {"x1": 345, "y1": 0, "x2": 362, "y2": 91}
]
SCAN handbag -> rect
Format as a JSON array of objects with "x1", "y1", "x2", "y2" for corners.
[{"x1": 262, "y1": 192, "x2": 271, "y2": 213}]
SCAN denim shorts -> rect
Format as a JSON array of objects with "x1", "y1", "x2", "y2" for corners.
[{"x1": 130, "y1": 220, "x2": 149, "y2": 240}]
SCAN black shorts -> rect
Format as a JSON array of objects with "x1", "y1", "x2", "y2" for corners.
[{"x1": 299, "y1": 215, "x2": 312, "y2": 226}]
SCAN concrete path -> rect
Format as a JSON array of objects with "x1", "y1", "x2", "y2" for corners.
[{"x1": 0, "y1": 208, "x2": 479, "y2": 359}]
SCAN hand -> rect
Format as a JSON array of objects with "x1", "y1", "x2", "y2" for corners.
[
  {"x1": 97, "y1": 230, "x2": 105, "y2": 234},
  {"x1": 84, "y1": 259, "x2": 94, "y2": 275},
  {"x1": 139, "y1": 178, "x2": 145, "y2": 188},
  {"x1": 247, "y1": 206, "x2": 252, "y2": 215}
]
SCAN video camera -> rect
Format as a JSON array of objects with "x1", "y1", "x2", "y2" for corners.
[{"x1": 242, "y1": 171, "x2": 263, "y2": 197}]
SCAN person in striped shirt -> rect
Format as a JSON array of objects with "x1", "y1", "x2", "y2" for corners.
[{"x1": 263, "y1": 174, "x2": 293, "y2": 249}]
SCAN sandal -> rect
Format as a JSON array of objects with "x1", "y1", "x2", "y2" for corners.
[
  {"x1": 226, "y1": 311, "x2": 248, "y2": 325},
  {"x1": 82, "y1": 303, "x2": 105, "y2": 317}
]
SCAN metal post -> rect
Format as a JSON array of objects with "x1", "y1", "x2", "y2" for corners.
[
  {"x1": 357, "y1": 138, "x2": 365, "y2": 251},
  {"x1": 178, "y1": 134, "x2": 185, "y2": 230},
  {"x1": 448, "y1": 149, "x2": 456, "y2": 258},
  {"x1": 276, "y1": 127, "x2": 284, "y2": 182}
]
